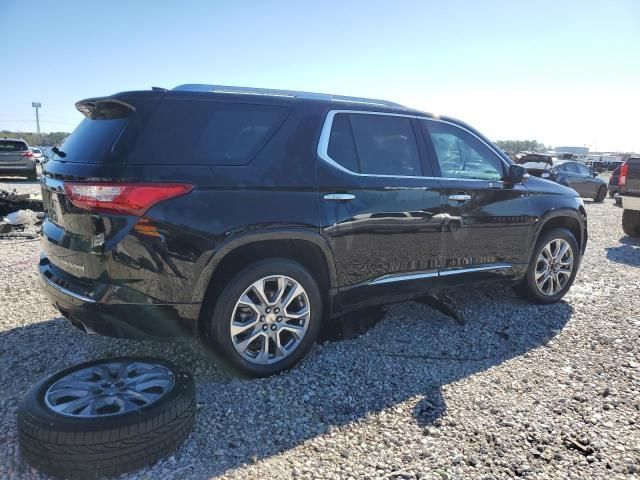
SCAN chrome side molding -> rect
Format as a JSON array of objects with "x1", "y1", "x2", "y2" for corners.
[{"x1": 369, "y1": 263, "x2": 512, "y2": 285}]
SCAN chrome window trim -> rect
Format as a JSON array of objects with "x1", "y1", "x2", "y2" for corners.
[
  {"x1": 316, "y1": 109, "x2": 510, "y2": 181},
  {"x1": 368, "y1": 263, "x2": 512, "y2": 286}
]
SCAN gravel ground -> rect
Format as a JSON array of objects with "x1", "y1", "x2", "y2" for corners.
[{"x1": 0, "y1": 178, "x2": 639, "y2": 479}]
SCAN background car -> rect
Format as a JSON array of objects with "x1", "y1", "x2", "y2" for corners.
[
  {"x1": 520, "y1": 158, "x2": 607, "y2": 202},
  {"x1": 30, "y1": 147, "x2": 44, "y2": 163},
  {"x1": 609, "y1": 165, "x2": 621, "y2": 198},
  {"x1": 0, "y1": 137, "x2": 38, "y2": 180}
]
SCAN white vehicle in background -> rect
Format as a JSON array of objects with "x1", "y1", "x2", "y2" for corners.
[{"x1": 30, "y1": 147, "x2": 44, "y2": 163}]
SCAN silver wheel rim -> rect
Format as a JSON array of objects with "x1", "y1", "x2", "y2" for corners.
[
  {"x1": 44, "y1": 361, "x2": 175, "y2": 417},
  {"x1": 535, "y1": 238, "x2": 574, "y2": 296},
  {"x1": 231, "y1": 275, "x2": 310, "y2": 365}
]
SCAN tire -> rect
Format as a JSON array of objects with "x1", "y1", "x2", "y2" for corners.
[
  {"x1": 622, "y1": 209, "x2": 640, "y2": 238},
  {"x1": 609, "y1": 189, "x2": 616, "y2": 198},
  {"x1": 594, "y1": 186, "x2": 606, "y2": 202},
  {"x1": 205, "y1": 258, "x2": 322, "y2": 377},
  {"x1": 27, "y1": 168, "x2": 37, "y2": 181},
  {"x1": 17, "y1": 357, "x2": 195, "y2": 479},
  {"x1": 514, "y1": 228, "x2": 580, "y2": 304}
]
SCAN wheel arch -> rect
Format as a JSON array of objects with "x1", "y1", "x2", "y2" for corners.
[
  {"x1": 529, "y1": 208, "x2": 586, "y2": 263},
  {"x1": 192, "y1": 230, "x2": 337, "y2": 335}
]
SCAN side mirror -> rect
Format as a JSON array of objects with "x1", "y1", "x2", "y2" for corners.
[
  {"x1": 506, "y1": 164, "x2": 527, "y2": 183},
  {"x1": 592, "y1": 171, "x2": 598, "y2": 177}
]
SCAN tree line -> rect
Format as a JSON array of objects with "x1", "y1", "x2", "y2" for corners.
[
  {"x1": 0, "y1": 130, "x2": 70, "y2": 147},
  {"x1": 494, "y1": 140, "x2": 546, "y2": 154}
]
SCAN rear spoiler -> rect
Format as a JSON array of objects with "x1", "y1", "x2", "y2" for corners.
[{"x1": 75, "y1": 98, "x2": 136, "y2": 119}]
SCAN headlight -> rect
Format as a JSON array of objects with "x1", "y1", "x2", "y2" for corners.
[{"x1": 576, "y1": 197, "x2": 584, "y2": 207}]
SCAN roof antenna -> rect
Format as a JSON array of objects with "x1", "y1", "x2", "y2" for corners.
[{"x1": 151, "y1": 86, "x2": 167, "y2": 91}]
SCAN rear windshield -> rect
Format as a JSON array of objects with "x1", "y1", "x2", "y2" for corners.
[
  {"x1": 0, "y1": 140, "x2": 28, "y2": 152},
  {"x1": 55, "y1": 98, "x2": 288, "y2": 165}
]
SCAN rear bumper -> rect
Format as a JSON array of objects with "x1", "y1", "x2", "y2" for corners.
[
  {"x1": 39, "y1": 255, "x2": 200, "y2": 341},
  {"x1": 621, "y1": 195, "x2": 640, "y2": 211},
  {"x1": 0, "y1": 164, "x2": 36, "y2": 174}
]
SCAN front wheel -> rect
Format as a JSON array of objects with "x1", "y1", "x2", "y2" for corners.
[
  {"x1": 206, "y1": 258, "x2": 322, "y2": 377},
  {"x1": 514, "y1": 228, "x2": 580, "y2": 304},
  {"x1": 594, "y1": 186, "x2": 606, "y2": 203}
]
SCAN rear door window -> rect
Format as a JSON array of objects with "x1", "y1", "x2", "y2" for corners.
[
  {"x1": 563, "y1": 163, "x2": 580, "y2": 174},
  {"x1": 327, "y1": 113, "x2": 359, "y2": 172},
  {"x1": 326, "y1": 113, "x2": 422, "y2": 176},
  {"x1": 349, "y1": 114, "x2": 422, "y2": 176}
]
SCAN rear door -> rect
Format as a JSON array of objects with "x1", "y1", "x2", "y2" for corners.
[
  {"x1": 316, "y1": 111, "x2": 445, "y2": 305},
  {"x1": 420, "y1": 119, "x2": 532, "y2": 284}
]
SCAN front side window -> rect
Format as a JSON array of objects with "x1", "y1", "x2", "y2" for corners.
[
  {"x1": 326, "y1": 113, "x2": 422, "y2": 176},
  {"x1": 424, "y1": 120, "x2": 503, "y2": 181},
  {"x1": 575, "y1": 163, "x2": 591, "y2": 175}
]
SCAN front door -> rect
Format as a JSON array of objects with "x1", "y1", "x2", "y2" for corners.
[
  {"x1": 420, "y1": 119, "x2": 532, "y2": 285},
  {"x1": 316, "y1": 111, "x2": 445, "y2": 305}
]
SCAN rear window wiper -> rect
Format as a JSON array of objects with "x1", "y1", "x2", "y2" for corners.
[{"x1": 52, "y1": 147, "x2": 67, "y2": 158}]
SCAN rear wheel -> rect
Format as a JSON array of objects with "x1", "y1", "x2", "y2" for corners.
[
  {"x1": 205, "y1": 258, "x2": 322, "y2": 377},
  {"x1": 594, "y1": 186, "x2": 606, "y2": 202},
  {"x1": 622, "y1": 209, "x2": 640, "y2": 238},
  {"x1": 514, "y1": 228, "x2": 579, "y2": 304},
  {"x1": 27, "y1": 167, "x2": 37, "y2": 181}
]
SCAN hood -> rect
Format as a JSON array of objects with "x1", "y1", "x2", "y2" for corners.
[{"x1": 524, "y1": 175, "x2": 578, "y2": 197}]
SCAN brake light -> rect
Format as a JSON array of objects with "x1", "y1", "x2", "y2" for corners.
[
  {"x1": 22, "y1": 151, "x2": 34, "y2": 157},
  {"x1": 619, "y1": 163, "x2": 629, "y2": 187},
  {"x1": 63, "y1": 182, "x2": 194, "y2": 216}
]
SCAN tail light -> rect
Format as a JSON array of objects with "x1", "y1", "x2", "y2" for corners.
[
  {"x1": 619, "y1": 163, "x2": 629, "y2": 187},
  {"x1": 22, "y1": 151, "x2": 34, "y2": 157},
  {"x1": 63, "y1": 182, "x2": 194, "y2": 216}
]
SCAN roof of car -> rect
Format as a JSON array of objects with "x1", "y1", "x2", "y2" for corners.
[{"x1": 0, "y1": 137, "x2": 26, "y2": 143}]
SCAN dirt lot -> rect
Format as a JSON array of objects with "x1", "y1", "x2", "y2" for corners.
[{"x1": 0, "y1": 177, "x2": 638, "y2": 479}]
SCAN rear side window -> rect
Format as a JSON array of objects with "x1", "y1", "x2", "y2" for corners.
[
  {"x1": 56, "y1": 117, "x2": 128, "y2": 163},
  {"x1": 126, "y1": 100, "x2": 288, "y2": 165},
  {"x1": 326, "y1": 113, "x2": 422, "y2": 176},
  {"x1": 0, "y1": 140, "x2": 28, "y2": 152}
]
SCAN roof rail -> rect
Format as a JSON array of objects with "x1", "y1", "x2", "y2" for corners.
[{"x1": 172, "y1": 84, "x2": 405, "y2": 108}]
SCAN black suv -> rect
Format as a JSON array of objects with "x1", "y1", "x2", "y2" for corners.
[{"x1": 39, "y1": 84, "x2": 587, "y2": 376}]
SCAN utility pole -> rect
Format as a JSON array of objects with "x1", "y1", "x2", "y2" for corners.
[{"x1": 32, "y1": 102, "x2": 41, "y2": 145}]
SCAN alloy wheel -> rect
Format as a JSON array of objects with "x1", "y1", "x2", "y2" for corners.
[
  {"x1": 44, "y1": 361, "x2": 175, "y2": 417},
  {"x1": 230, "y1": 275, "x2": 310, "y2": 364},
  {"x1": 535, "y1": 238, "x2": 574, "y2": 296}
]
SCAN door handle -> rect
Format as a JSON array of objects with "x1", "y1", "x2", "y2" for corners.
[
  {"x1": 448, "y1": 193, "x2": 471, "y2": 202},
  {"x1": 324, "y1": 193, "x2": 355, "y2": 201}
]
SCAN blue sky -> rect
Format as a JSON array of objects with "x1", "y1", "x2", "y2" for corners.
[{"x1": 1, "y1": 0, "x2": 639, "y2": 151}]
